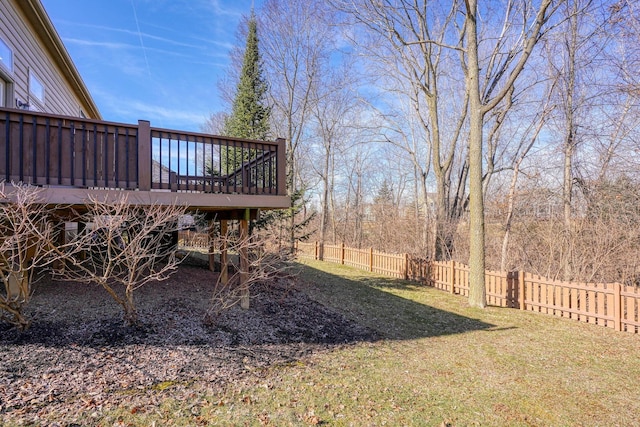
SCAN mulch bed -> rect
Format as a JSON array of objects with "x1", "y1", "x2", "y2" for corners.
[{"x1": 0, "y1": 256, "x2": 376, "y2": 425}]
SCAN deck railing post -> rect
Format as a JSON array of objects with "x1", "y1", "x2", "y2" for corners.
[
  {"x1": 137, "y1": 120, "x2": 151, "y2": 191},
  {"x1": 276, "y1": 138, "x2": 287, "y2": 196}
]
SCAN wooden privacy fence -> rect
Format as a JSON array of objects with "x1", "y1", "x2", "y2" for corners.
[
  {"x1": 178, "y1": 230, "x2": 209, "y2": 249},
  {"x1": 296, "y1": 241, "x2": 640, "y2": 334},
  {"x1": 316, "y1": 243, "x2": 407, "y2": 278}
]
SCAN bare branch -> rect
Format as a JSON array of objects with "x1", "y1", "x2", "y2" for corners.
[
  {"x1": 0, "y1": 183, "x2": 59, "y2": 329},
  {"x1": 55, "y1": 194, "x2": 187, "y2": 326}
]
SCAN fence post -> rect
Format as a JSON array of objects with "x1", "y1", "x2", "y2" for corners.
[
  {"x1": 369, "y1": 247, "x2": 374, "y2": 272},
  {"x1": 450, "y1": 260, "x2": 455, "y2": 294},
  {"x1": 518, "y1": 270, "x2": 525, "y2": 310},
  {"x1": 341, "y1": 243, "x2": 345, "y2": 265},
  {"x1": 404, "y1": 253, "x2": 409, "y2": 280},
  {"x1": 315, "y1": 241, "x2": 319, "y2": 260},
  {"x1": 614, "y1": 283, "x2": 622, "y2": 332}
]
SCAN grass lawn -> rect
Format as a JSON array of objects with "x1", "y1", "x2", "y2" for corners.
[{"x1": 74, "y1": 260, "x2": 640, "y2": 426}]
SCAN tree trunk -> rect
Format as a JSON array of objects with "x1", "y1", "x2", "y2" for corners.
[
  {"x1": 416, "y1": 167, "x2": 431, "y2": 255},
  {"x1": 319, "y1": 145, "x2": 331, "y2": 258},
  {"x1": 563, "y1": 129, "x2": 574, "y2": 281},
  {"x1": 465, "y1": 0, "x2": 487, "y2": 308},
  {"x1": 123, "y1": 289, "x2": 138, "y2": 326},
  {"x1": 501, "y1": 161, "x2": 521, "y2": 272},
  {"x1": 562, "y1": 4, "x2": 578, "y2": 281},
  {"x1": 500, "y1": 115, "x2": 545, "y2": 272}
]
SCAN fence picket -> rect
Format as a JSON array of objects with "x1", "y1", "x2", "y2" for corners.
[
  {"x1": 554, "y1": 283, "x2": 562, "y2": 317},
  {"x1": 587, "y1": 287, "x2": 596, "y2": 324},
  {"x1": 596, "y1": 285, "x2": 605, "y2": 326},
  {"x1": 562, "y1": 285, "x2": 570, "y2": 318}
]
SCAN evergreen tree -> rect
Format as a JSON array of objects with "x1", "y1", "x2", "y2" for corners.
[
  {"x1": 254, "y1": 188, "x2": 316, "y2": 248},
  {"x1": 374, "y1": 180, "x2": 394, "y2": 207},
  {"x1": 222, "y1": 13, "x2": 271, "y2": 173}
]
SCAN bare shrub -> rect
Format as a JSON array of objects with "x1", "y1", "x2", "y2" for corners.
[
  {"x1": 205, "y1": 224, "x2": 298, "y2": 324},
  {"x1": 0, "y1": 183, "x2": 57, "y2": 330},
  {"x1": 57, "y1": 195, "x2": 187, "y2": 326}
]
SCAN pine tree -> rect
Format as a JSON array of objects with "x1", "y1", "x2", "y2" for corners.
[
  {"x1": 222, "y1": 13, "x2": 270, "y2": 173},
  {"x1": 374, "y1": 180, "x2": 394, "y2": 207},
  {"x1": 254, "y1": 188, "x2": 316, "y2": 249}
]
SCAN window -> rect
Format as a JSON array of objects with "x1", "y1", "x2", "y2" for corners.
[
  {"x1": 0, "y1": 38, "x2": 12, "y2": 72},
  {"x1": 29, "y1": 70, "x2": 45, "y2": 105}
]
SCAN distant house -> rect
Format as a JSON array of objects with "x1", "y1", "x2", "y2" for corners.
[
  {"x1": 0, "y1": 0, "x2": 100, "y2": 118},
  {"x1": 152, "y1": 159, "x2": 174, "y2": 187}
]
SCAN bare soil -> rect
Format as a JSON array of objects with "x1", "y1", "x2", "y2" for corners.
[{"x1": 0, "y1": 256, "x2": 376, "y2": 425}]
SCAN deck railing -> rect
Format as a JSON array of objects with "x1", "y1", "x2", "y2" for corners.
[{"x1": 0, "y1": 107, "x2": 286, "y2": 196}]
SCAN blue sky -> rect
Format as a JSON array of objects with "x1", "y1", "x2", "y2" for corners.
[{"x1": 41, "y1": 0, "x2": 260, "y2": 132}]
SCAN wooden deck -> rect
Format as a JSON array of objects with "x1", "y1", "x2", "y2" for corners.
[{"x1": 0, "y1": 107, "x2": 290, "y2": 214}]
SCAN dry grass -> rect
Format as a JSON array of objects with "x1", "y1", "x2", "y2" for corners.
[
  {"x1": 191, "y1": 260, "x2": 640, "y2": 426},
  {"x1": 6, "y1": 259, "x2": 640, "y2": 426}
]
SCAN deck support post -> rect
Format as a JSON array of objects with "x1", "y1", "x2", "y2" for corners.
[
  {"x1": 77, "y1": 221, "x2": 86, "y2": 260},
  {"x1": 53, "y1": 220, "x2": 66, "y2": 272},
  {"x1": 239, "y1": 209, "x2": 250, "y2": 310},
  {"x1": 220, "y1": 220, "x2": 228, "y2": 285},
  {"x1": 208, "y1": 219, "x2": 216, "y2": 272}
]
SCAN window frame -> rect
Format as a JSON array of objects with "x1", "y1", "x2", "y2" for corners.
[
  {"x1": 0, "y1": 37, "x2": 12, "y2": 73},
  {"x1": 28, "y1": 68, "x2": 45, "y2": 107}
]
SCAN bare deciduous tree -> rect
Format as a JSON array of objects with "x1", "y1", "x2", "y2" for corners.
[
  {"x1": 57, "y1": 195, "x2": 187, "y2": 326},
  {"x1": 205, "y1": 224, "x2": 298, "y2": 323},
  {"x1": 335, "y1": 0, "x2": 560, "y2": 306},
  {"x1": 260, "y1": 0, "x2": 337, "y2": 251},
  {"x1": 309, "y1": 59, "x2": 362, "y2": 256},
  {"x1": 499, "y1": 105, "x2": 553, "y2": 272},
  {"x1": 0, "y1": 183, "x2": 57, "y2": 330},
  {"x1": 201, "y1": 111, "x2": 228, "y2": 135},
  {"x1": 333, "y1": 0, "x2": 469, "y2": 260}
]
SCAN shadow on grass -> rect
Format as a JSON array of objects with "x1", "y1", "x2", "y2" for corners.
[{"x1": 299, "y1": 263, "x2": 496, "y2": 341}]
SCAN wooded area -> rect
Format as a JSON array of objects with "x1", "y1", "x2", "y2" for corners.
[{"x1": 210, "y1": 0, "x2": 640, "y2": 307}]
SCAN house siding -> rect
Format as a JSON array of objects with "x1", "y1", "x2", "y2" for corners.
[{"x1": 0, "y1": 0, "x2": 96, "y2": 117}]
